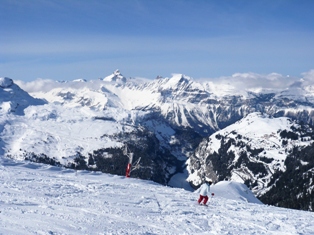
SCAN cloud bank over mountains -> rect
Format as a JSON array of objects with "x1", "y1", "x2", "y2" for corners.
[{"x1": 15, "y1": 69, "x2": 314, "y2": 95}]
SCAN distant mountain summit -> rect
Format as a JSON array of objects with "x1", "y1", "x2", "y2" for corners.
[
  {"x1": 0, "y1": 77, "x2": 13, "y2": 88},
  {"x1": 0, "y1": 77, "x2": 46, "y2": 115},
  {"x1": 103, "y1": 69, "x2": 127, "y2": 83}
]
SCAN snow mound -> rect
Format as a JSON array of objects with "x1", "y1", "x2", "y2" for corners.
[
  {"x1": 0, "y1": 77, "x2": 13, "y2": 88},
  {"x1": 0, "y1": 102, "x2": 13, "y2": 114},
  {"x1": 212, "y1": 181, "x2": 262, "y2": 204}
]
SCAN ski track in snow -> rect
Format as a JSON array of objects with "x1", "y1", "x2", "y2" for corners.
[{"x1": 0, "y1": 159, "x2": 313, "y2": 235}]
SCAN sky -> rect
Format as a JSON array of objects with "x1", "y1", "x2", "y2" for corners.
[{"x1": 1, "y1": 0, "x2": 314, "y2": 82}]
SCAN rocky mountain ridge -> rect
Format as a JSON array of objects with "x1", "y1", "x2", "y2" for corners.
[{"x1": 1, "y1": 70, "x2": 314, "y2": 210}]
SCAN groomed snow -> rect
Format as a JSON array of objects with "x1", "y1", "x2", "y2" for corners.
[{"x1": 1, "y1": 158, "x2": 313, "y2": 235}]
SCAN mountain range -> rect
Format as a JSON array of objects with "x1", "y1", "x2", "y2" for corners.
[{"x1": 1, "y1": 70, "x2": 314, "y2": 211}]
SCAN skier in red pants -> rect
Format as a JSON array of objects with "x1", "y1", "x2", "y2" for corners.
[{"x1": 196, "y1": 178, "x2": 212, "y2": 206}]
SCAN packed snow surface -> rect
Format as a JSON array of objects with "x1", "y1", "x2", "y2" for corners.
[{"x1": 1, "y1": 158, "x2": 313, "y2": 235}]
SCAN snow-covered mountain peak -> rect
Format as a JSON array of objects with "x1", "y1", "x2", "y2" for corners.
[
  {"x1": 32, "y1": 85, "x2": 125, "y2": 111},
  {"x1": 170, "y1": 73, "x2": 191, "y2": 81},
  {"x1": 275, "y1": 85, "x2": 311, "y2": 102},
  {"x1": 161, "y1": 73, "x2": 193, "y2": 90},
  {"x1": 204, "y1": 112, "x2": 306, "y2": 157},
  {"x1": 0, "y1": 77, "x2": 13, "y2": 88},
  {"x1": 0, "y1": 78, "x2": 46, "y2": 115},
  {"x1": 188, "y1": 112, "x2": 314, "y2": 197},
  {"x1": 72, "y1": 78, "x2": 87, "y2": 82},
  {"x1": 103, "y1": 69, "x2": 127, "y2": 83},
  {"x1": 145, "y1": 73, "x2": 207, "y2": 100},
  {"x1": 224, "y1": 112, "x2": 292, "y2": 135}
]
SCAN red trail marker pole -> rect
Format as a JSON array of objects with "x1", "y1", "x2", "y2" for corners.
[
  {"x1": 124, "y1": 145, "x2": 140, "y2": 178},
  {"x1": 126, "y1": 163, "x2": 131, "y2": 178},
  {"x1": 124, "y1": 145, "x2": 133, "y2": 178}
]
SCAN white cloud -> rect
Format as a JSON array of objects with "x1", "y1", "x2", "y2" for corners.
[
  {"x1": 15, "y1": 78, "x2": 105, "y2": 93},
  {"x1": 228, "y1": 72, "x2": 293, "y2": 89},
  {"x1": 197, "y1": 71, "x2": 314, "y2": 95},
  {"x1": 302, "y1": 70, "x2": 314, "y2": 82},
  {"x1": 15, "y1": 79, "x2": 61, "y2": 93},
  {"x1": 15, "y1": 69, "x2": 314, "y2": 95}
]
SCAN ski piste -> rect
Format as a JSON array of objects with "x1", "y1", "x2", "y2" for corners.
[{"x1": 1, "y1": 159, "x2": 313, "y2": 234}]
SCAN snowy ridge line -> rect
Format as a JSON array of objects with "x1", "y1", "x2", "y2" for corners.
[{"x1": 0, "y1": 158, "x2": 314, "y2": 234}]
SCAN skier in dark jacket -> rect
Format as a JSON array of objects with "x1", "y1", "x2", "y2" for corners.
[{"x1": 196, "y1": 178, "x2": 212, "y2": 206}]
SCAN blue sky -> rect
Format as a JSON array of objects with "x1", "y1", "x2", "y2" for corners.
[{"x1": 1, "y1": 0, "x2": 314, "y2": 81}]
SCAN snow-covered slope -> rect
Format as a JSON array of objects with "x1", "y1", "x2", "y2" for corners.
[
  {"x1": 1, "y1": 158, "x2": 313, "y2": 235},
  {"x1": 188, "y1": 112, "x2": 313, "y2": 188},
  {"x1": 1, "y1": 104, "x2": 131, "y2": 163}
]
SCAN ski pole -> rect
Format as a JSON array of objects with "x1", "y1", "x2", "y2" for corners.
[{"x1": 211, "y1": 193, "x2": 214, "y2": 204}]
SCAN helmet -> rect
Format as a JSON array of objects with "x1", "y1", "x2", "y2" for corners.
[{"x1": 205, "y1": 177, "x2": 212, "y2": 184}]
